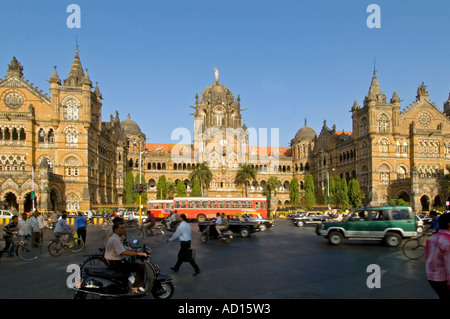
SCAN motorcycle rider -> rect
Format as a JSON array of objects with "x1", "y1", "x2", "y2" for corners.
[
  {"x1": 167, "y1": 210, "x2": 180, "y2": 230},
  {"x1": 214, "y1": 212, "x2": 223, "y2": 238},
  {"x1": 104, "y1": 221, "x2": 148, "y2": 293},
  {"x1": 143, "y1": 211, "x2": 156, "y2": 236},
  {"x1": 218, "y1": 213, "x2": 229, "y2": 235}
]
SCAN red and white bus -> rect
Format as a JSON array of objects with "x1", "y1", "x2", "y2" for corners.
[{"x1": 147, "y1": 197, "x2": 268, "y2": 222}]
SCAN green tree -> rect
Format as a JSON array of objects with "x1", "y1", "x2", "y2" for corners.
[
  {"x1": 234, "y1": 163, "x2": 257, "y2": 197},
  {"x1": 124, "y1": 171, "x2": 137, "y2": 204},
  {"x1": 166, "y1": 181, "x2": 176, "y2": 199},
  {"x1": 189, "y1": 162, "x2": 212, "y2": 196},
  {"x1": 301, "y1": 174, "x2": 316, "y2": 210},
  {"x1": 190, "y1": 178, "x2": 202, "y2": 197},
  {"x1": 348, "y1": 178, "x2": 364, "y2": 208},
  {"x1": 335, "y1": 177, "x2": 350, "y2": 209},
  {"x1": 156, "y1": 175, "x2": 167, "y2": 199},
  {"x1": 176, "y1": 180, "x2": 187, "y2": 197},
  {"x1": 263, "y1": 176, "x2": 281, "y2": 218},
  {"x1": 324, "y1": 175, "x2": 336, "y2": 208},
  {"x1": 289, "y1": 177, "x2": 300, "y2": 205}
]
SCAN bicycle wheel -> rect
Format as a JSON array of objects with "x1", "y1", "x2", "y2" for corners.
[
  {"x1": 70, "y1": 238, "x2": 85, "y2": 253},
  {"x1": 81, "y1": 255, "x2": 108, "y2": 269},
  {"x1": 15, "y1": 240, "x2": 41, "y2": 261},
  {"x1": 402, "y1": 238, "x2": 425, "y2": 260},
  {"x1": 48, "y1": 240, "x2": 64, "y2": 257}
]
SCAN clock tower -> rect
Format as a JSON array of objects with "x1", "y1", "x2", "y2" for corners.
[{"x1": 192, "y1": 68, "x2": 249, "y2": 169}]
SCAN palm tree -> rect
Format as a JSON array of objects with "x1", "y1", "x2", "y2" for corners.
[
  {"x1": 189, "y1": 162, "x2": 212, "y2": 197},
  {"x1": 234, "y1": 163, "x2": 257, "y2": 197},
  {"x1": 264, "y1": 176, "x2": 281, "y2": 218}
]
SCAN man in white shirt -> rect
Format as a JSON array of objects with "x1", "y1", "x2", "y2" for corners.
[
  {"x1": 29, "y1": 210, "x2": 40, "y2": 247},
  {"x1": 105, "y1": 221, "x2": 147, "y2": 293},
  {"x1": 168, "y1": 214, "x2": 201, "y2": 276},
  {"x1": 18, "y1": 213, "x2": 31, "y2": 241}
]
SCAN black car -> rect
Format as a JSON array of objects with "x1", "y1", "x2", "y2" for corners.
[
  {"x1": 242, "y1": 212, "x2": 274, "y2": 231},
  {"x1": 292, "y1": 212, "x2": 332, "y2": 227},
  {"x1": 198, "y1": 213, "x2": 262, "y2": 238}
]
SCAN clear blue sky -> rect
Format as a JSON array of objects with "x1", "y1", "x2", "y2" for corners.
[{"x1": 1, "y1": 0, "x2": 450, "y2": 146}]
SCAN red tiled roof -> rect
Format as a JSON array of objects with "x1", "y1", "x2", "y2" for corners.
[{"x1": 144, "y1": 143, "x2": 292, "y2": 157}]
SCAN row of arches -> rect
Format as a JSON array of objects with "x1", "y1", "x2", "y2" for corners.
[{"x1": 0, "y1": 127, "x2": 26, "y2": 141}]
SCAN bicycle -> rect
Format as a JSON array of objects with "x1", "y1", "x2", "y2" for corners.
[
  {"x1": 402, "y1": 228, "x2": 434, "y2": 260},
  {"x1": 48, "y1": 233, "x2": 84, "y2": 257},
  {"x1": 129, "y1": 223, "x2": 165, "y2": 241},
  {"x1": 80, "y1": 248, "x2": 108, "y2": 269},
  {"x1": 3, "y1": 234, "x2": 42, "y2": 261}
]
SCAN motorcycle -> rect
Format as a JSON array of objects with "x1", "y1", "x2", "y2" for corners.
[
  {"x1": 161, "y1": 218, "x2": 179, "y2": 232},
  {"x1": 72, "y1": 242, "x2": 174, "y2": 299},
  {"x1": 200, "y1": 222, "x2": 233, "y2": 243}
]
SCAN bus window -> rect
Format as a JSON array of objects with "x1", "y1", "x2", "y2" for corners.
[
  {"x1": 261, "y1": 202, "x2": 266, "y2": 209},
  {"x1": 167, "y1": 203, "x2": 172, "y2": 209},
  {"x1": 149, "y1": 203, "x2": 153, "y2": 209},
  {"x1": 188, "y1": 201, "x2": 194, "y2": 208},
  {"x1": 232, "y1": 200, "x2": 239, "y2": 208},
  {"x1": 154, "y1": 203, "x2": 159, "y2": 209},
  {"x1": 255, "y1": 202, "x2": 260, "y2": 209},
  {"x1": 248, "y1": 201, "x2": 252, "y2": 208},
  {"x1": 180, "y1": 201, "x2": 186, "y2": 208},
  {"x1": 240, "y1": 201, "x2": 247, "y2": 208},
  {"x1": 195, "y1": 201, "x2": 201, "y2": 208},
  {"x1": 202, "y1": 201, "x2": 208, "y2": 209},
  {"x1": 217, "y1": 201, "x2": 224, "y2": 208},
  {"x1": 175, "y1": 200, "x2": 180, "y2": 209},
  {"x1": 225, "y1": 201, "x2": 231, "y2": 208}
]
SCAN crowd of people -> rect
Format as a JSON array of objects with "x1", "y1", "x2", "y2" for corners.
[{"x1": 1, "y1": 207, "x2": 448, "y2": 298}]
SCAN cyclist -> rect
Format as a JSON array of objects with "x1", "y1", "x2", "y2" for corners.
[{"x1": 54, "y1": 213, "x2": 74, "y2": 248}]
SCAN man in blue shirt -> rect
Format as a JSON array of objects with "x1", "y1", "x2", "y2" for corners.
[
  {"x1": 429, "y1": 211, "x2": 439, "y2": 233},
  {"x1": 75, "y1": 212, "x2": 87, "y2": 244},
  {"x1": 168, "y1": 214, "x2": 201, "y2": 276}
]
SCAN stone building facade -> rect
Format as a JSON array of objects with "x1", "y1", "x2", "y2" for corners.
[
  {"x1": 311, "y1": 71, "x2": 450, "y2": 211},
  {"x1": 1, "y1": 50, "x2": 449, "y2": 213}
]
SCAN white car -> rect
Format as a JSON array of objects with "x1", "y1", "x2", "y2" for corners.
[{"x1": 0, "y1": 210, "x2": 14, "y2": 219}]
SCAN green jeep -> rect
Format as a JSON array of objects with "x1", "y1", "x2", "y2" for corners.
[{"x1": 316, "y1": 206, "x2": 417, "y2": 247}]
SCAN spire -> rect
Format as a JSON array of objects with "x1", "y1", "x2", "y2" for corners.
[
  {"x1": 94, "y1": 82, "x2": 102, "y2": 99},
  {"x1": 81, "y1": 68, "x2": 92, "y2": 86},
  {"x1": 7, "y1": 57, "x2": 24, "y2": 79},
  {"x1": 416, "y1": 82, "x2": 429, "y2": 102},
  {"x1": 368, "y1": 69, "x2": 382, "y2": 96},
  {"x1": 48, "y1": 66, "x2": 61, "y2": 84},
  {"x1": 64, "y1": 49, "x2": 84, "y2": 86},
  {"x1": 365, "y1": 69, "x2": 386, "y2": 105},
  {"x1": 352, "y1": 100, "x2": 360, "y2": 111},
  {"x1": 390, "y1": 91, "x2": 400, "y2": 104}
]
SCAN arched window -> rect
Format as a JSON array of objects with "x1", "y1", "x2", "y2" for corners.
[
  {"x1": 377, "y1": 113, "x2": 390, "y2": 133},
  {"x1": 378, "y1": 164, "x2": 390, "y2": 186},
  {"x1": 64, "y1": 99, "x2": 80, "y2": 121},
  {"x1": 38, "y1": 129, "x2": 45, "y2": 143},
  {"x1": 48, "y1": 129, "x2": 55, "y2": 143}
]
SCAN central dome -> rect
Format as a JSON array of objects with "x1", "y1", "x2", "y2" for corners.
[{"x1": 199, "y1": 80, "x2": 235, "y2": 107}]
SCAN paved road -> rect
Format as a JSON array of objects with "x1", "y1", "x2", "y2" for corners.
[{"x1": 0, "y1": 219, "x2": 438, "y2": 299}]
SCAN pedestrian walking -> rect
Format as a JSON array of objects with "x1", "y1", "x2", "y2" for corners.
[
  {"x1": 167, "y1": 214, "x2": 201, "y2": 276},
  {"x1": 425, "y1": 212, "x2": 450, "y2": 299},
  {"x1": 18, "y1": 213, "x2": 31, "y2": 241},
  {"x1": 37, "y1": 211, "x2": 45, "y2": 243},
  {"x1": 87, "y1": 209, "x2": 94, "y2": 224},
  {"x1": 75, "y1": 212, "x2": 87, "y2": 244},
  {"x1": 2, "y1": 215, "x2": 19, "y2": 257},
  {"x1": 29, "y1": 210, "x2": 40, "y2": 247}
]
